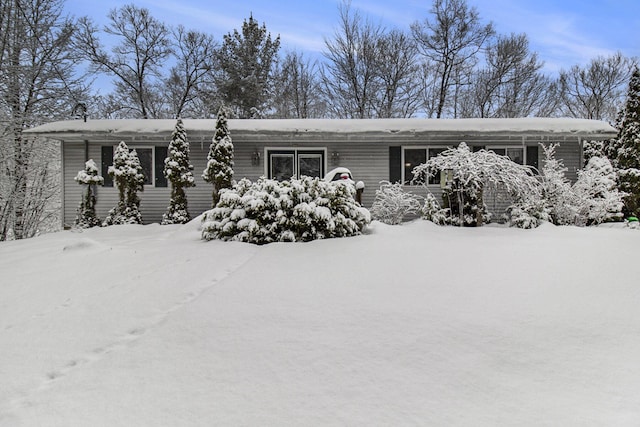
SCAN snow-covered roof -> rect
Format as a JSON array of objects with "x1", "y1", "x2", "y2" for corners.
[{"x1": 24, "y1": 117, "x2": 617, "y2": 140}]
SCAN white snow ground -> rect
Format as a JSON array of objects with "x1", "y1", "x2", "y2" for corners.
[{"x1": 1, "y1": 220, "x2": 640, "y2": 426}]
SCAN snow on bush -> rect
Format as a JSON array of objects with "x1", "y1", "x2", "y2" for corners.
[
  {"x1": 370, "y1": 181, "x2": 422, "y2": 225},
  {"x1": 162, "y1": 118, "x2": 196, "y2": 225},
  {"x1": 573, "y1": 156, "x2": 625, "y2": 225},
  {"x1": 201, "y1": 177, "x2": 370, "y2": 244},
  {"x1": 413, "y1": 142, "x2": 539, "y2": 227},
  {"x1": 508, "y1": 144, "x2": 624, "y2": 228},
  {"x1": 74, "y1": 159, "x2": 104, "y2": 228},
  {"x1": 202, "y1": 107, "x2": 234, "y2": 207},
  {"x1": 103, "y1": 141, "x2": 145, "y2": 226}
]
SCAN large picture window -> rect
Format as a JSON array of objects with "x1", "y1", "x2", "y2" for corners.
[{"x1": 267, "y1": 149, "x2": 326, "y2": 180}]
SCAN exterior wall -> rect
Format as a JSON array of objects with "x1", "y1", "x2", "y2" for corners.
[{"x1": 61, "y1": 132, "x2": 594, "y2": 226}]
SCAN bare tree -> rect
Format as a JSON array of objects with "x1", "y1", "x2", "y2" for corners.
[
  {"x1": 459, "y1": 33, "x2": 558, "y2": 118},
  {"x1": 273, "y1": 50, "x2": 325, "y2": 118},
  {"x1": 320, "y1": 1, "x2": 383, "y2": 118},
  {"x1": 559, "y1": 52, "x2": 637, "y2": 123},
  {"x1": 74, "y1": 4, "x2": 172, "y2": 119},
  {"x1": 164, "y1": 26, "x2": 218, "y2": 118},
  {"x1": 0, "y1": 0, "x2": 85, "y2": 240},
  {"x1": 373, "y1": 29, "x2": 422, "y2": 118},
  {"x1": 411, "y1": 0, "x2": 494, "y2": 118}
]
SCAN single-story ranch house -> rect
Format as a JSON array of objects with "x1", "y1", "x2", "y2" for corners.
[{"x1": 25, "y1": 118, "x2": 617, "y2": 227}]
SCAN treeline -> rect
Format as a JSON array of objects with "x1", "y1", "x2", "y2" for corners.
[
  {"x1": 0, "y1": 0, "x2": 637, "y2": 239},
  {"x1": 69, "y1": 0, "x2": 637, "y2": 122}
]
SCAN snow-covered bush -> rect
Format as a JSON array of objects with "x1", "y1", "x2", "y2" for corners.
[
  {"x1": 506, "y1": 198, "x2": 550, "y2": 229},
  {"x1": 103, "y1": 141, "x2": 145, "y2": 226},
  {"x1": 371, "y1": 181, "x2": 422, "y2": 225},
  {"x1": 201, "y1": 176, "x2": 370, "y2": 244},
  {"x1": 162, "y1": 118, "x2": 195, "y2": 225},
  {"x1": 538, "y1": 143, "x2": 578, "y2": 225},
  {"x1": 573, "y1": 156, "x2": 624, "y2": 225},
  {"x1": 420, "y1": 193, "x2": 450, "y2": 225},
  {"x1": 74, "y1": 159, "x2": 104, "y2": 228},
  {"x1": 514, "y1": 144, "x2": 624, "y2": 228},
  {"x1": 413, "y1": 142, "x2": 539, "y2": 227},
  {"x1": 202, "y1": 106, "x2": 234, "y2": 207}
]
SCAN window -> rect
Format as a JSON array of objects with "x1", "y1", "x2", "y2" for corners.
[
  {"x1": 267, "y1": 149, "x2": 326, "y2": 180},
  {"x1": 101, "y1": 145, "x2": 168, "y2": 188},
  {"x1": 135, "y1": 148, "x2": 154, "y2": 185},
  {"x1": 488, "y1": 147, "x2": 524, "y2": 165},
  {"x1": 402, "y1": 147, "x2": 449, "y2": 185}
]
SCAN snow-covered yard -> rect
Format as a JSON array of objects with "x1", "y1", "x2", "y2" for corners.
[{"x1": 1, "y1": 220, "x2": 640, "y2": 426}]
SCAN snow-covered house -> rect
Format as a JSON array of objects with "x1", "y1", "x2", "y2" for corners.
[{"x1": 25, "y1": 118, "x2": 617, "y2": 227}]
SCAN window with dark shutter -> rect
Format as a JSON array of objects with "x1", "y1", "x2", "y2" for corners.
[
  {"x1": 526, "y1": 146, "x2": 539, "y2": 173},
  {"x1": 389, "y1": 146, "x2": 401, "y2": 183},
  {"x1": 101, "y1": 145, "x2": 114, "y2": 187},
  {"x1": 155, "y1": 146, "x2": 168, "y2": 187}
]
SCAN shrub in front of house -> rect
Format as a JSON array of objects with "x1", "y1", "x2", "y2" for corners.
[
  {"x1": 74, "y1": 159, "x2": 104, "y2": 228},
  {"x1": 371, "y1": 181, "x2": 423, "y2": 225},
  {"x1": 103, "y1": 141, "x2": 145, "y2": 226},
  {"x1": 201, "y1": 176, "x2": 371, "y2": 244}
]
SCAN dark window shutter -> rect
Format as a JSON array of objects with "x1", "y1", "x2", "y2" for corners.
[
  {"x1": 526, "y1": 145, "x2": 539, "y2": 173},
  {"x1": 472, "y1": 145, "x2": 485, "y2": 152},
  {"x1": 155, "y1": 146, "x2": 168, "y2": 187},
  {"x1": 389, "y1": 146, "x2": 401, "y2": 183},
  {"x1": 101, "y1": 145, "x2": 113, "y2": 187}
]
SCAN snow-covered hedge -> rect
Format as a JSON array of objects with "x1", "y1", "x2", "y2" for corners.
[{"x1": 201, "y1": 177, "x2": 371, "y2": 244}]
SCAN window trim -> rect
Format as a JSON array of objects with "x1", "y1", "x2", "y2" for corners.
[{"x1": 265, "y1": 147, "x2": 327, "y2": 180}]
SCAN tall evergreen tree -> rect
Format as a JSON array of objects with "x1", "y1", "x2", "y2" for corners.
[
  {"x1": 162, "y1": 118, "x2": 195, "y2": 224},
  {"x1": 74, "y1": 159, "x2": 104, "y2": 228},
  {"x1": 614, "y1": 67, "x2": 640, "y2": 216},
  {"x1": 202, "y1": 107, "x2": 234, "y2": 206},
  {"x1": 215, "y1": 14, "x2": 280, "y2": 118},
  {"x1": 104, "y1": 141, "x2": 145, "y2": 225}
]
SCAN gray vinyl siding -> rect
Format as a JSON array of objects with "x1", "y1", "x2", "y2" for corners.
[{"x1": 60, "y1": 131, "x2": 596, "y2": 226}]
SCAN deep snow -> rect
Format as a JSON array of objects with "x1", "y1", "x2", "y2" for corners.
[{"x1": 1, "y1": 220, "x2": 640, "y2": 426}]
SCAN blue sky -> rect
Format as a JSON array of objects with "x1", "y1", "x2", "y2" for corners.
[{"x1": 66, "y1": 0, "x2": 639, "y2": 73}]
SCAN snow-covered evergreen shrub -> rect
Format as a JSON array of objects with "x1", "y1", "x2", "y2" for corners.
[
  {"x1": 74, "y1": 159, "x2": 104, "y2": 228},
  {"x1": 202, "y1": 106, "x2": 234, "y2": 206},
  {"x1": 613, "y1": 67, "x2": 640, "y2": 216},
  {"x1": 440, "y1": 176, "x2": 491, "y2": 226},
  {"x1": 162, "y1": 118, "x2": 195, "y2": 225},
  {"x1": 506, "y1": 199, "x2": 550, "y2": 229},
  {"x1": 420, "y1": 193, "x2": 447, "y2": 224},
  {"x1": 201, "y1": 177, "x2": 370, "y2": 244},
  {"x1": 371, "y1": 181, "x2": 422, "y2": 225},
  {"x1": 103, "y1": 141, "x2": 145, "y2": 226},
  {"x1": 573, "y1": 156, "x2": 624, "y2": 225}
]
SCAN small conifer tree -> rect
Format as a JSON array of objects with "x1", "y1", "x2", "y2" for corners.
[
  {"x1": 74, "y1": 159, "x2": 104, "y2": 228},
  {"x1": 614, "y1": 67, "x2": 640, "y2": 216},
  {"x1": 162, "y1": 118, "x2": 195, "y2": 224},
  {"x1": 104, "y1": 141, "x2": 145, "y2": 225},
  {"x1": 203, "y1": 106, "x2": 234, "y2": 206}
]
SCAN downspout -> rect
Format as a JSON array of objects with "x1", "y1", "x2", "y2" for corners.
[
  {"x1": 61, "y1": 140, "x2": 66, "y2": 230},
  {"x1": 578, "y1": 136, "x2": 584, "y2": 168}
]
